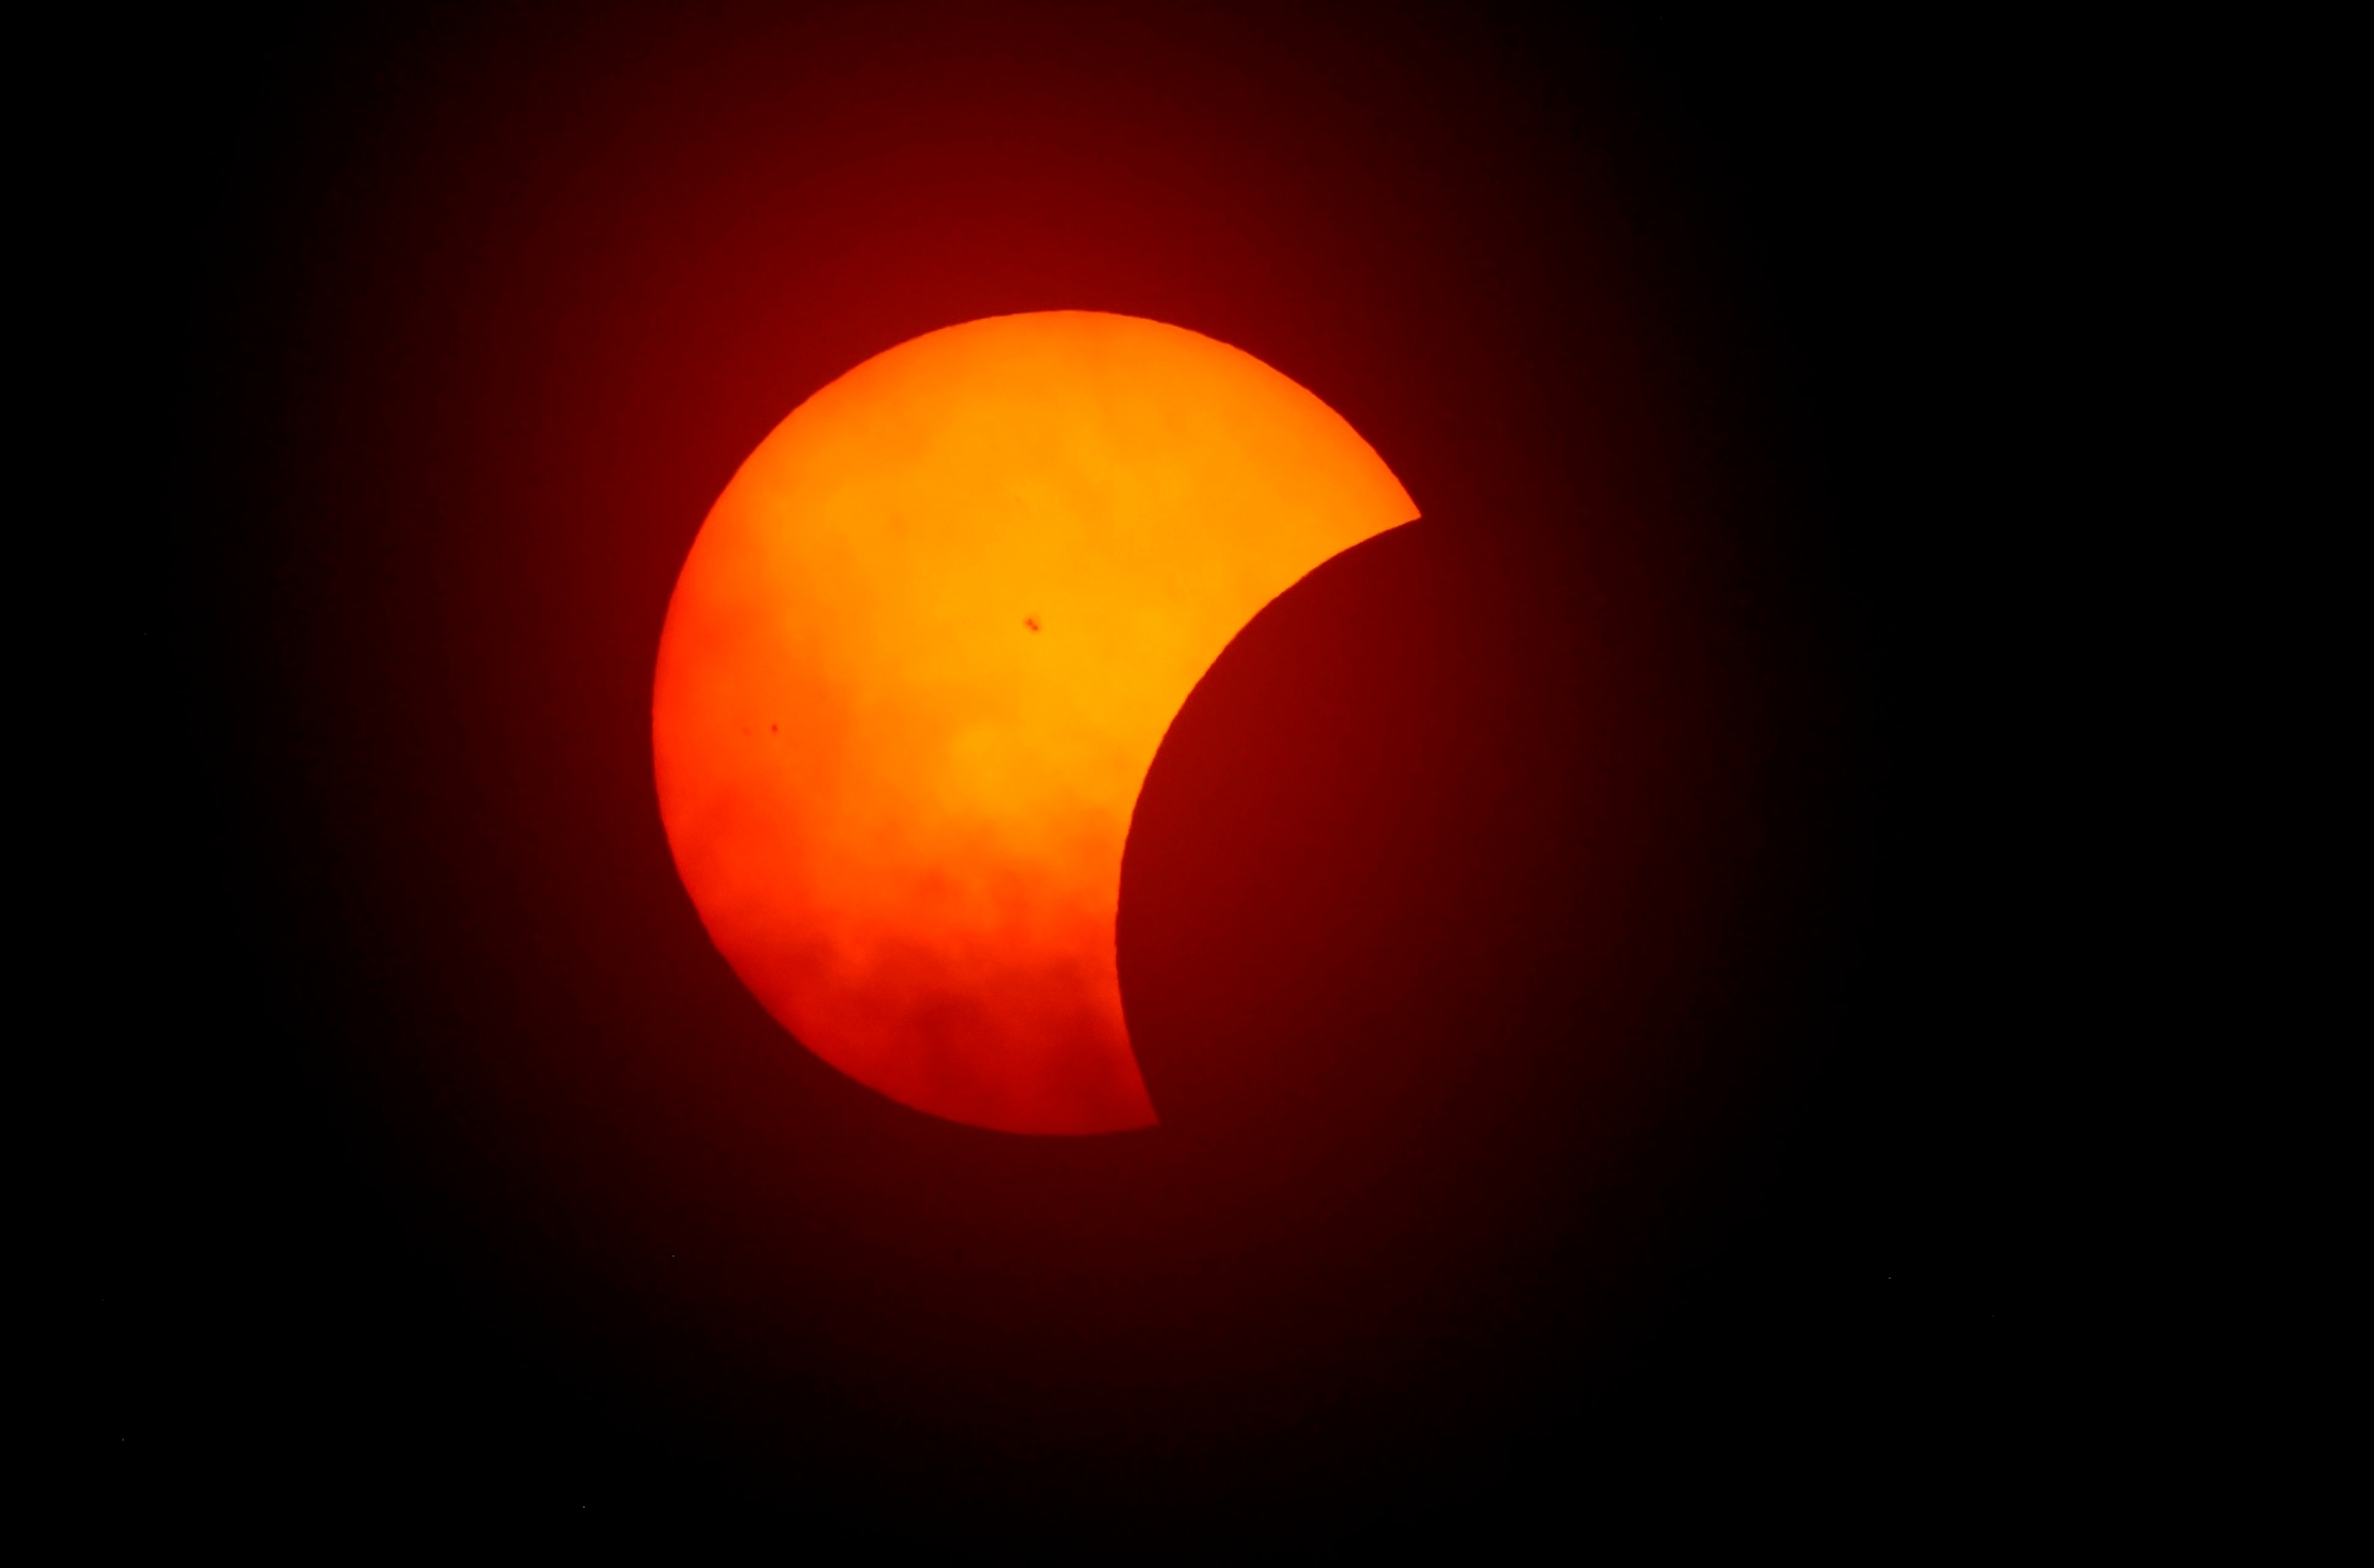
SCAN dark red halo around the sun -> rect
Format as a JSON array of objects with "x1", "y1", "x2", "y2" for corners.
[{"x1": 177, "y1": 0, "x2": 1890, "y2": 1530}]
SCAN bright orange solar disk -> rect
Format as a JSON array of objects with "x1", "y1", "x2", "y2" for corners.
[{"x1": 653, "y1": 311, "x2": 1416, "y2": 1133}]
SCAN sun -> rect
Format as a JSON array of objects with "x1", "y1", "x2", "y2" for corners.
[{"x1": 653, "y1": 311, "x2": 1415, "y2": 1134}]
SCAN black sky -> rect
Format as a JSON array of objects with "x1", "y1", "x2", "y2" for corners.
[{"x1": 82, "y1": 0, "x2": 2044, "y2": 1541}]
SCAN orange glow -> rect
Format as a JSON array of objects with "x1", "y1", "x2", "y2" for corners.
[{"x1": 653, "y1": 311, "x2": 1416, "y2": 1133}]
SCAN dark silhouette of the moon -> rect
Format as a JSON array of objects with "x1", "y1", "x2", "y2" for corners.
[{"x1": 1105, "y1": 507, "x2": 1842, "y2": 1491}]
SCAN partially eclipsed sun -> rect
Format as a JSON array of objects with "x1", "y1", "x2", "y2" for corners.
[{"x1": 654, "y1": 311, "x2": 1417, "y2": 1134}]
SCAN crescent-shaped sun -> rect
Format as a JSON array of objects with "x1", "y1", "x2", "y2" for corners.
[{"x1": 654, "y1": 311, "x2": 1416, "y2": 1134}]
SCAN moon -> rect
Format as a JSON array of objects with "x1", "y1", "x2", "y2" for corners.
[{"x1": 653, "y1": 311, "x2": 1417, "y2": 1134}]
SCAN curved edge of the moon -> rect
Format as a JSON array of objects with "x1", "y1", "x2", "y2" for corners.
[{"x1": 1111, "y1": 513, "x2": 1427, "y2": 1101}]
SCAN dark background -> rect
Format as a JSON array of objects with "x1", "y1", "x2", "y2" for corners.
[{"x1": 87, "y1": 0, "x2": 2039, "y2": 1539}]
